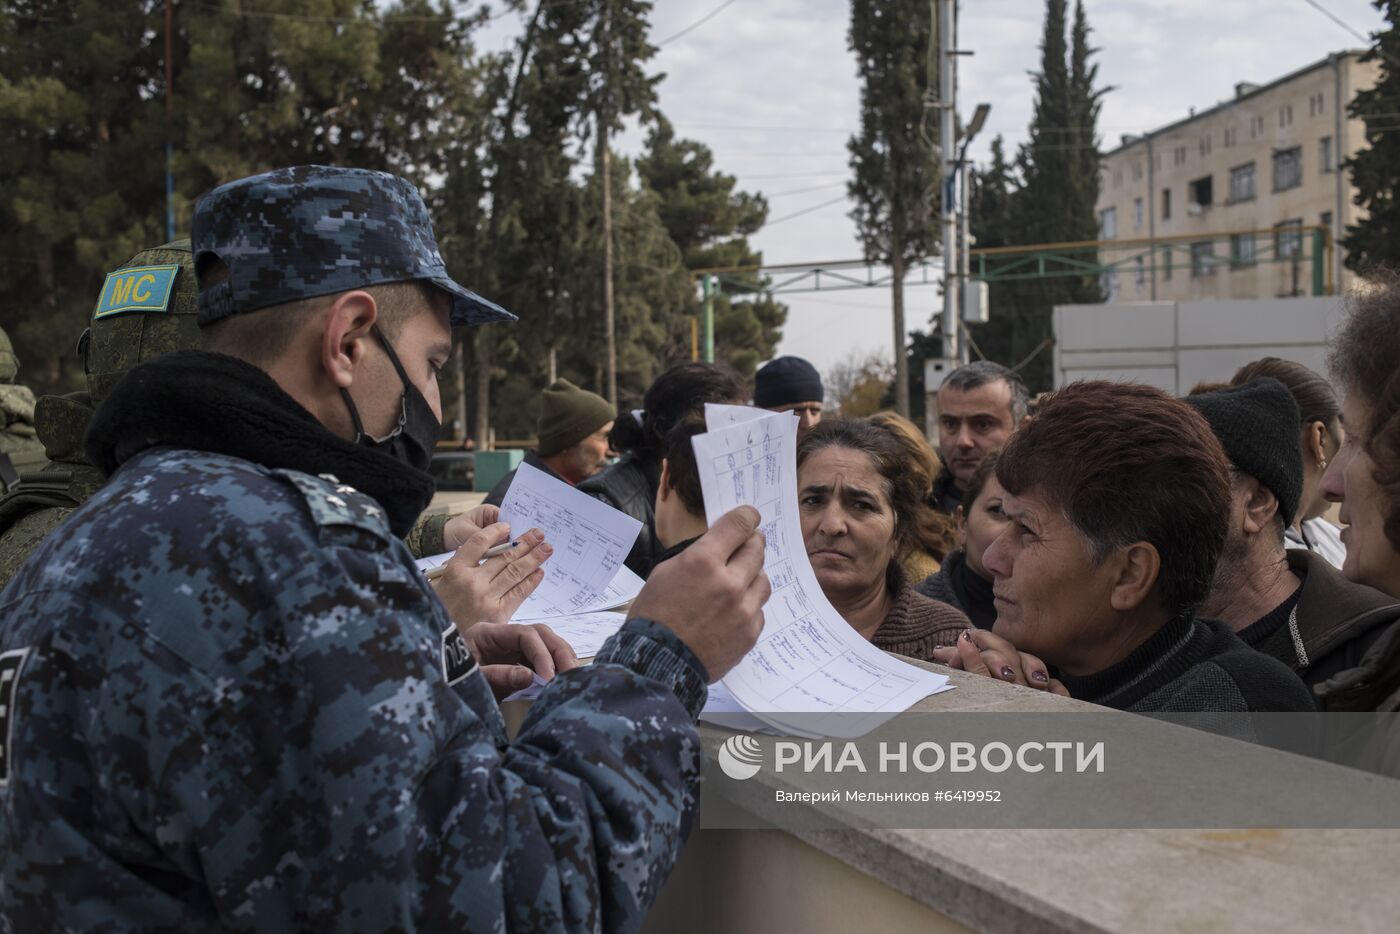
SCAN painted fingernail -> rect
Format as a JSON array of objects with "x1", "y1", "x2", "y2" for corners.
[
  {"x1": 1031, "y1": 670, "x2": 1049, "y2": 683},
  {"x1": 962, "y1": 629, "x2": 975, "y2": 642},
  {"x1": 1000, "y1": 666, "x2": 1016, "y2": 680}
]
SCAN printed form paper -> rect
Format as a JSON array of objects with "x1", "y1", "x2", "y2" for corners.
[
  {"x1": 693, "y1": 408, "x2": 951, "y2": 737},
  {"x1": 498, "y1": 462, "x2": 643, "y2": 619},
  {"x1": 522, "y1": 610, "x2": 627, "y2": 659}
]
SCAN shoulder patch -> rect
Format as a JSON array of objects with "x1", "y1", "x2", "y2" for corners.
[
  {"x1": 94, "y1": 264, "x2": 180, "y2": 318},
  {"x1": 270, "y1": 469, "x2": 392, "y2": 542},
  {"x1": 441, "y1": 626, "x2": 478, "y2": 686},
  {"x1": 0, "y1": 647, "x2": 31, "y2": 785}
]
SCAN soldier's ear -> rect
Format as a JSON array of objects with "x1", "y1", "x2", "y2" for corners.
[{"x1": 321, "y1": 291, "x2": 379, "y2": 389}]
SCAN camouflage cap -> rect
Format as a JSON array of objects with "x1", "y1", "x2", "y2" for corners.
[
  {"x1": 190, "y1": 165, "x2": 514, "y2": 328},
  {"x1": 0, "y1": 325, "x2": 17, "y2": 383},
  {"x1": 84, "y1": 240, "x2": 202, "y2": 406}
]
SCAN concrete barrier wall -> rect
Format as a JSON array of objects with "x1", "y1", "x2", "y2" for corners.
[{"x1": 1053, "y1": 296, "x2": 1346, "y2": 392}]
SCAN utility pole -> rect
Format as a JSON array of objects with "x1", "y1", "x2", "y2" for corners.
[
  {"x1": 454, "y1": 341, "x2": 467, "y2": 441},
  {"x1": 937, "y1": 0, "x2": 960, "y2": 368},
  {"x1": 599, "y1": 125, "x2": 616, "y2": 405},
  {"x1": 597, "y1": 1, "x2": 617, "y2": 406},
  {"x1": 701, "y1": 273, "x2": 715, "y2": 364},
  {"x1": 957, "y1": 103, "x2": 990, "y2": 366},
  {"x1": 164, "y1": 0, "x2": 175, "y2": 241}
]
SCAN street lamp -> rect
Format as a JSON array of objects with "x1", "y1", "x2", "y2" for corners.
[{"x1": 956, "y1": 103, "x2": 991, "y2": 364}]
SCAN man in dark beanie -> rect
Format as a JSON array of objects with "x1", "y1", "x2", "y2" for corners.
[
  {"x1": 754, "y1": 355, "x2": 824, "y2": 436},
  {"x1": 1191, "y1": 378, "x2": 1400, "y2": 687},
  {"x1": 483, "y1": 378, "x2": 616, "y2": 506}
]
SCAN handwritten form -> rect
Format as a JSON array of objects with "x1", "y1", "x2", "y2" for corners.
[
  {"x1": 415, "y1": 463, "x2": 642, "y2": 661},
  {"x1": 498, "y1": 463, "x2": 642, "y2": 619},
  {"x1": 692, "y1": 407, "x2": 951, "y2": 737}
]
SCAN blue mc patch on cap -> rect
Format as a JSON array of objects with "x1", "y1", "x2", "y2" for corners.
[{"x1": 94, "y1": 264, "x2": 180, "y2": 318}]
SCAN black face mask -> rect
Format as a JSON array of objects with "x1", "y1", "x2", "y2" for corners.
[{"x1": 340, "y1": 325, "x2": 441, "y2": 474}]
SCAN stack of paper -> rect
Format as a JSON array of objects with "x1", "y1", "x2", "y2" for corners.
[
  {"x1": 693, "y1": 404, "x2": 952, "y2": 737},
  {"x1": 415, "y1": 461, "x2": 643, "y2": 657}
]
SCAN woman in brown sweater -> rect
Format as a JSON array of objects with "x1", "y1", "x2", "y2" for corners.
[{"x1": 796, "y1": 418, "x2": 971, "y2": 660}]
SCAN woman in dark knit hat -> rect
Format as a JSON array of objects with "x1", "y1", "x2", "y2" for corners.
[
  {"x1": 933, "y1": 381, "x2": 1315, "y2": 715},
  {"x1": 796, "y1": 418, "x2": 970, "y2": 661}
]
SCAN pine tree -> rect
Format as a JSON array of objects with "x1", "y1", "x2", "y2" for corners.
[
  {"x1": 1342, "y1": 1, "x2": 1400, "y2": 273},
  {"x1": 0, "y1": 1, "x2": 166, "y2": 391},
  {"x1": 847, "y1": 0, "x2": 939, "y2": 417},
  {"x1": 637, "y1": 117, "x2": 787, "y2": 376}
]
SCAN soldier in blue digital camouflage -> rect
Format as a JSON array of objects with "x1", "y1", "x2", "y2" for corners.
[{"x1": 0, "y1": 165, "x2": 769, "y2": 930}]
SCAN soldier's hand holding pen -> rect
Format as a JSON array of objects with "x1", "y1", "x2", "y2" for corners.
[{"x1": 431, "y1": 522, "x2": 553, "y2": 628}]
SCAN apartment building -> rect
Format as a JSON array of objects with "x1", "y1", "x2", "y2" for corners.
[{"x1": 1095, "y1": 51, "x2": 1379, "y2": 302}]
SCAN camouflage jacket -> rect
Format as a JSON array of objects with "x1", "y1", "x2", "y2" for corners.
[
  {"x1": 0, "y1": 393, "x2": 106, "y2": 589},
  {"x1": 0, "y1": 446, "x2": 707, "y2": 931},
  {"x1": 0, "y1": 383, "x2": 45, "y2": 478}
]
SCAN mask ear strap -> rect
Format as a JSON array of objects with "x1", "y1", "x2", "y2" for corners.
[
  {"x1": 340, "y1": 388, "x2": 368, "y2": 444},
  {"x1": 371, "y1": 324, "x2": 413, "y2": 386}
]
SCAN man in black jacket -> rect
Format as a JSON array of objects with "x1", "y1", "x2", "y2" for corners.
[{"x1": 1189, "y1": 379, "x2": 1400, "y2": 688}]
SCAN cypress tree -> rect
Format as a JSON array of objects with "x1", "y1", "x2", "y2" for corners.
[
  {"x1": 847, "y1": 0, "x2": 939, "y2": 417},
  {"x1": 1342, "y1": 1, "x2": 1400, "y2": 273}
]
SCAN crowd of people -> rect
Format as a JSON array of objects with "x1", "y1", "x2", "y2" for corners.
[{"x1": 0, "y1": 162, "x2": 1398, "y2": 926}]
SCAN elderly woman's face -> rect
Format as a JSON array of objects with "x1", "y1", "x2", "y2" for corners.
[
  {"x1": 1322, "y1": 391, "x2": 1400, "y2": 597},
  {"x1": 798, "y1": 446, "x2": 897, "y2": 601},
  {"x1": 981, "y1": 488, "x2": 1124, "y2": 673}
]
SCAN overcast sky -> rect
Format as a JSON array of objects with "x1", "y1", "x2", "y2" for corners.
[{"x1": 476, "y1": 0, "x2": 1387, "y2": 378}]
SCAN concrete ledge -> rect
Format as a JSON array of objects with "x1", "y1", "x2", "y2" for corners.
[{"x1": 666, "y1": 661, "x2": 1400, "y2": 933}]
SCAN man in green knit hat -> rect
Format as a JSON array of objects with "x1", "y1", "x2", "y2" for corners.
[{"x1": 482, "y1": 378, "x2": 616, "y2": 507}]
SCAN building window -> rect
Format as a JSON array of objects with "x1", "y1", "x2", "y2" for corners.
[
  {"x1": 1188, "y1": 175, "x2": 1213, "y2": 210},
  {"x1": 1135, "y1": 256, "x2": 1146, "y2": 287},
  {"x1": 1275, "y1": 219, "x2": 1304, "y2": 258},
  {"x1": 1321, "y1": 210, "x2": 1333, "y2": 231},
  {"x1": 1134, "y1": 197, "x2": 1144, "y2": 229},
  {"x1": 1320, "y1": 137, "x2": 1334, "y2": 173},
  {"x1": 1191, "y1": 241, "x2": 1216, "y2": 277},
  {"x1": 1162, "y1": 246, "x2": 1173, "y2": 281},
  {"x1": 1114, "y1": 168, "x2": 1122, "y2": 188},
  {"x1": 1278, "y1": 104, "x2": 1293, "y2": 128},
  {"x1": 1099, "y1": 206, "x2": 1117, "y2": 239},
  {"x1": 1273, "y1": 147, "x2": 1303, "y2": 191},
  {"x1": 1228, "y1": 162, "x2": 1256, "y2": 203},
  {"x1": 1132, "y1": 161, "x2": 1143, "y2": 181},
  {"x1": 1162, "y1": 187, "x2": 1172, "y2": 221},
  {"x1": 1230, "y1": 233, "x2": 1257, "y2": 268},
  {"x1": 1174, "y1": 146, "x2": 1187, "y2": 166}
]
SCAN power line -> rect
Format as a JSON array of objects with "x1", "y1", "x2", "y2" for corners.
[
  {"x1": 1299, "y1": 0, "x2": 1373, "y2": 45},
  {"x1": 187, "y1": 1, "x2": 516, "y2": 24},
  {"x1": 764, "y1": 181, "x2": 848, "y2": 197},
  {"x1": 760, "y1": 194, "x2": 848, "y2": 228},
  {"x1": 1298, "y1": 0, "x2": 1400, "y2": 71},
  {"x1": 739, "y1": 170, "x2": 849, "y2": 180},
  {"x1": 656, "y1": 0, "x2": 737, "y2": 46}
]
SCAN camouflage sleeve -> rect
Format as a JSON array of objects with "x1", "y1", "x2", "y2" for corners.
[
  {"x1": 403, "y1": 510, "x2": 448, "y2": 557},
  {"x1": 163, "y1": 542, "x2": 704, "y2": 931}
]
